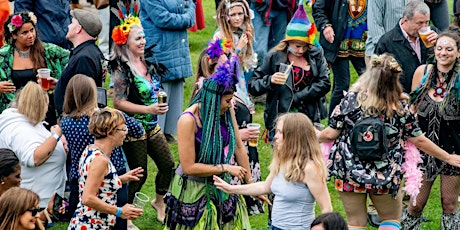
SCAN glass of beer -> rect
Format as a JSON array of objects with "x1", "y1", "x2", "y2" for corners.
[
  {"x1": 38, "y1": 68, "x2": 51, "y2": 91},
  {"x1": 247, "y1": 123, "x2": 261, "y2": 147},
  {"x1": 419, "y1": 26, "x2": 433, "y2": 48}
]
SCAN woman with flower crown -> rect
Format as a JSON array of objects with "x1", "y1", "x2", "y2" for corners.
[
  {"x1": 110, "y1": 3, "x2": 175, "y2": 227},
  {"x1": 402, "y1": 31, "x2": 460, "y2": 229},
  {"x1": 0, "y1": 11, "x2": 69, "y2": 126},
  {"x1": 163, "y1": 54, "x2": 263, "y2": 229}
]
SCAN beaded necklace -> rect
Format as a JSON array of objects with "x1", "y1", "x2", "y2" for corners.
[{"x1": 433, "y1": 70, "x2": 448, "y2": 98}]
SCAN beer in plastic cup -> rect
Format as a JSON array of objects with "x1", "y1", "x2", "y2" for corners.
[
  {"x1": 278, "y1": 63, "x2": 292, "y2": 85},
  {"x1": 247, "y1": 123, "x2": 261, "y2": 147},
  {"x1": 419, "y1": 27, "x2": 433, "y2": 48},
  {"x1": 38, "y1": 68, "x2": 51, "y2": 91}
]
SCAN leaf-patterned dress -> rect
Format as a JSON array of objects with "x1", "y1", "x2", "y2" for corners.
[{"x1": 68, "y1": 146, "x2": 122, "y2": 230}]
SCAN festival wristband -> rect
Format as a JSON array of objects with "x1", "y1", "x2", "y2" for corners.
[
  {"x1": 115, "y1": 207, "x2": 122, "y2": 217},
  {"x1": 51, "y1": 133, "x2": 60, "y2": 142}
]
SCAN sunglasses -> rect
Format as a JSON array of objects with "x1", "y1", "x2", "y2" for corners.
[{"x1": 27, "y1": 208, "x2": 40, "y2": 216}]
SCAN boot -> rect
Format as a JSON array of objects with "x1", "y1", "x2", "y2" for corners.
[
  {"x1": 441, "y1": 211, "x2": 460, "y2": 230},
  {"x1": 400, "y1": 209, "x2": 422, "y2": 230}
]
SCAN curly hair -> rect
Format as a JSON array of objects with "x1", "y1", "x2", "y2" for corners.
[{"x1": 89, "y1": 107, "x2": 126, "y2": 139}]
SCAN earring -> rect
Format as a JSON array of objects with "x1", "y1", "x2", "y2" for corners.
[{"x1": 1, "y1": 181, "x2": 4, "y2": 185}]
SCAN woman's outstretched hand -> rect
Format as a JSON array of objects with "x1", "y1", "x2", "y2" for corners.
[
  {"x1": 213, "y1": 175, "x2": 233, "y2": 193},
  {"x1": 119, "y1": 167, "x2": 144, "y2": 184}
]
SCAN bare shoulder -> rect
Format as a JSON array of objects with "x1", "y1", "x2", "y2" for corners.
[{"x1": 178, "y1": 104, "x2": 200, "y2": 128}]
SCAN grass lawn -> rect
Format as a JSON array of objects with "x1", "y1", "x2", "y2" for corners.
[{"x1": 52, "y1": 0, "x2": 456, "y2": 229}]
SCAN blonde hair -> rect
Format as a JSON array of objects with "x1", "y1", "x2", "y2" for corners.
[
  {"x1": 16, "y1": 82, "x2": 48, "y2": 126},
  {"x1": 216, "y1": 0, "x2": 254, "y2": 65},
  {"x1": 0, "y1": 187, "x2": 41, "y2": 230},
  {"x1": 349, "y1": 53, "x2": 404, "y2": 117},
  {"x1": 89, "y1": 107, "x2": 126, "y2": 139},
  {"x1": 63, "y1": 74, "x2": 98, "y2": 118},
  {"x1": 269, "y1": 113, "x2": 327, "y2": 183}
]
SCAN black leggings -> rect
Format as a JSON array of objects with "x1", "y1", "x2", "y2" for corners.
[{"x1": 123, "y1": 126, "x2": 175, "y2": 203}]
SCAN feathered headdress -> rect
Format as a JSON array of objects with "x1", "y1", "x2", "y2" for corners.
[
  {"x1": 111, "y1": 0, "x2": 141, "y2": 46},
  {"x1": 202, "y1": 54, "x2": 240, "y2": 94},
  {"x1": 206, "y1": 38, "x2": 232, "y2": 60}
]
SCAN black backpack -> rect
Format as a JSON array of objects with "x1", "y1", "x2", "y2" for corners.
[{"x1": 350, "y1": 108, "x2": 388, "y2": 161}]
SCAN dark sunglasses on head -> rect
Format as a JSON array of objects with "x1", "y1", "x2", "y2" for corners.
[{"x1": 27, "y1": 207, "x2": 40, "y2": 216}]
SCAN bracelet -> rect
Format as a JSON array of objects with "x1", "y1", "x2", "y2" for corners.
[
  {"x1": 115, "y1": 207, "x2": 122, "y2": 217},
  {"x1": 235, "y1": 48, "x2": 241, "y2": 55},
  {"x1": 220, "y1": 164, "x2": 225, "y2": 173},
  {"x1": 50, "y1": 133, "x2": 60, "y2": 142}
]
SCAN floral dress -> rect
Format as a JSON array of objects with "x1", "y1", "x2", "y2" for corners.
[
  {"x1": 327, "y1": 92, "x2": 422, "y2": 197},
  {"x1": 68, "y1": 147, "x2": 122, "y2": 230}
]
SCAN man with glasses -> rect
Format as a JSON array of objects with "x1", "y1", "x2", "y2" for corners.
[{"x1": 375, "y1": 0, "x2": 438, "y2": 93}]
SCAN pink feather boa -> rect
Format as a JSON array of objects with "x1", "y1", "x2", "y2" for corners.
[
  {"x1": 320, "y1": 141, "x2": 334, "y2": 162},
  {"x1": 401, "y1": 140, "x2": 423, "y2": 206}
]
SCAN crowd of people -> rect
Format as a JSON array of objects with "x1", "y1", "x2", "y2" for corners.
[{"x1": 0, "y1": 0, "x2": 459, "y2": 229}]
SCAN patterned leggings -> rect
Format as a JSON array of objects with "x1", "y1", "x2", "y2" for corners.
[{"x1": 123, "y1": 126, "x2": 175, "y2": 203}]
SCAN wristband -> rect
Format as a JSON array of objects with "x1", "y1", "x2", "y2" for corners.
[
  {"x1": 115, "y1": 207, "x2": 122, "y2": 217},
  {"x1": 321, "y1": 23, "x2": 332, "y2": 31},
  {"x1": 51, "y1": 133, "x2": 60, "y2": 142},
  {"x1": 235, "y1": 48, "x2": 241, "y2": 55}
]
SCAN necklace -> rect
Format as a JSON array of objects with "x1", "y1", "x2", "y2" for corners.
[
  {"x1": 15, "y1": 47, "x2": 31, "y2": 58},
  {"x1": 433, "y1": 70, "x2": 448, "y2": 98}
]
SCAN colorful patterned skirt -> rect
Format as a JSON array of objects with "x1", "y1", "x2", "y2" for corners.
[{"x1": 164, "y1": 174, "x2": 251, "y2": 230}]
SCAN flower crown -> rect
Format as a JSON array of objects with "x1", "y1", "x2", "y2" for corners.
[
  {"x1": 111, "y1": 0, "x2": 141, "y2": 46},
  {"x1": 7, "y1": 12, "x2": 37, "y2": 33}
]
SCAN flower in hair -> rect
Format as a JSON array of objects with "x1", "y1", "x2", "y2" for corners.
[
  {"x1": 371, "y1": 54, "x2": 382, "y2": 67},
  {"x1": 111, "y1": 0, "x2": 141, "y2": 46},
  {"x1": 389, "y1": 58, "x2": 402, "y2": 73},
  {"x1": 28, "y1": 12, "x2": 37, "y2": 24},
  {"x1": 8, "y1": 15, "x2": 23, "y2": 32},
  {"x1": 112, "y1": 26, "x2": 128, "y2": 45},
  {"x1": 11, "y1": 15, "x2": 23, "y2": 28}
]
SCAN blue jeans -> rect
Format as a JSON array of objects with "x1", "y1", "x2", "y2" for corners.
[
  {"x1": 251, "y1": 6, "x2": 288, "y2": 64},
  {"x1": 328, "y1": 56, "x2": 366, "y2": 117},
  {"x1": 427, "y1": 0, "x2": 449, "y2": 31}
]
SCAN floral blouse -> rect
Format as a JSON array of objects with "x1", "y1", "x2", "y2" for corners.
[
  {"x1": 0, "y1": 43, "x2": 69, "y2": 113},
  {"x1": 327, "y1": 92, "x2": 422, "y2": 197},
  {"x1": 69, "y1": 147, "x2": 122, "y2": 230}
]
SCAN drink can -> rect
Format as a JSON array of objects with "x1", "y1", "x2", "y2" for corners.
[{"x1": 158, "y1": 91, "x2": 167, "y2": 104}]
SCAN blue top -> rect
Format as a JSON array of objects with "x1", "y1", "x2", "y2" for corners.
[
  {"x1": 270, "y1": 172, "x2": 315, "y2": 230},
  {"x1": 61, "y1": 112, "x2": 145, "y2": 180},
  {"x1": 140, "y1": 0, "x2": 195, "y2": 82}
]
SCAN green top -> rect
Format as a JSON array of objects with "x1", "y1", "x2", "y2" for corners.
[{"x1": 0, "y1": 43, "x2": 70, "y2": 113}]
